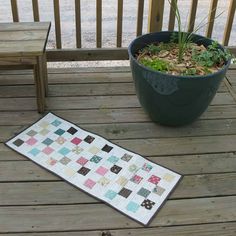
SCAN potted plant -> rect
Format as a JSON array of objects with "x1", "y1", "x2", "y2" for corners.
[{"x1": 128, "y1": 0, "x2": 233, "y2": 126}]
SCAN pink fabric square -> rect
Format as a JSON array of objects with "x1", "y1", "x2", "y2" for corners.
[
  {"x1": 71, "y1": 137, "x2": 82, "y2": 145},
  {"x1": 76, "y1": 157, "x2": 88, "y2": 166},
  {"x1": 26, "y1": 137, "x2": 37, "y2": 146},
  {"x1": 131, "y1": 174, "x2": 143, "y2": 184},
  {"x1": 96, "y1": 166, "x2": 108, "y2": 176},
  {"x1": 42, "y1": 146, "x2": 54, "y2": 155},
  {"x1": 148, "y1": 175, "x2": 161, "y2": 184},
  {"x1": 84, "y1": 179, "x2": 96, "y2": 189}
]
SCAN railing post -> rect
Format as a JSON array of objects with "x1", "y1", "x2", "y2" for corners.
[
  {"x1": 32, "y1": 0, "x2": 40, "y2": 22},
  {"x1": 188, "y1": 0, "x2": 198, "y2": 32},
  {"x1": 148, "y1": 0, "x2": 165, "y2": 33},
  {"x1": 53, "y1": 0, "x2": 62, "y2": 49},
  {"x1": 205, "y1": 0, "x2": 218, "y2": 38},
  {"x1": 222, "y1": 0, "x2": 236, "y2": 46},
  {"x1": 11, "y1": 0, "x2": 19, "y2": 22}
]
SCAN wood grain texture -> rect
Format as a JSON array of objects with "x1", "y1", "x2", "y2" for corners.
[
  {"x1": 0, "y1": 173, "x2": 236, "y2": 205},
  {"x1": 0, "y1": 66, "x2": 236, "y2": 234},
  {"x1": 0, "y1": 222, "x2": 235, "y2": 236},
  {"x1": 0, "y1": 196, "x2": 235, "y2": 232}
]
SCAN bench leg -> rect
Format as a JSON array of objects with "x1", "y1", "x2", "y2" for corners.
[
  {"x1": 34, "y1": 56, "x2": 45, "y2": 113},
  {"x1": 42, "y1": 53, "x2": 49, "y2": 96}
]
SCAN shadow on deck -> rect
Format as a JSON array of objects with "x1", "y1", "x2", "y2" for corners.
[{"x1": 0, "y1": 66, "x2": 236, "y2": 235}]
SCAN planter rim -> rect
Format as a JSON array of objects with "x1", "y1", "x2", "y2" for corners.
[{"x1": 128, "y1": 31, "x2": 231, "y2": 80}]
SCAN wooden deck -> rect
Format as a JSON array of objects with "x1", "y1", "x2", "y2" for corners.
[{"x1": 0, "y1": 66, "x2": 236, "y2": 235}]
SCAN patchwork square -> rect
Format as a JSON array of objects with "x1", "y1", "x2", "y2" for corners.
[
  {"x1": 6, "y1": 112, "x2": 181, "y2": 226},
  {"x1": 39, "y1": 129, "x2": 50, "y2": 136},
  {"x1": 51, "y1": 119, "x2": 62, "y2": 127},
  {"x1": 55, "y1": 129, "x2": 65, "y2": 136},
  {"x1": 102, "y1": 144, "x2": 113, "y2": 153},
  {"x1": 98, "y1": 177, "x2": 110, "y2": 186},
  {"x1": 78, "y1": 167, "x2": 90, "y2": 176},
  {"x1": 64, "y1": 168, "x2": 76, "y2": 177},
  {"x1": 60, "y1": 157, "x2": 71, "y2": 165},
  {"x1": 118, "y1": 188, "x2": 132, "y2": 198},
  {"x1": 141, "y1": 199, "x2": 155, "y2": 210},
  {"x1": 56, "y1": 136, "x2": 66, "y2": 145},
  {"x1": 104, "y1": 190, "x2": 117, "y2": 200},
  {"x1": 137, "y1": 187, "x2": 151, "y2": 198},
  {"x1": 71, "y1": 137, "x2": 82, "y2": 145},
  {"x1": 128, "y1": 164, "x2": 139, "y2": 173},
  {"x1": 27, "y1": 130, "x2": 37, "y2": 137},
  {"x1": 58, "y1": 147, "x2": 70, "y2": 156},
  {"x1": 116, "y1": 176, "x2": 128, "y2": 186},
  {"x1": 96, "y1": 166, "x2": 108, "y2": 176},
  {"x1": 67, "y1": 127, "x2": 77, "y2": 135},
  {"x1": 84, "y1": 135, "x2": 95, "y2": 144},
  {"x1": 42, "y1": 138, "x2": 53, "y2": 146},
  {"x1": 126, "y1": 201, "x2": 140, "y2": 213},
  {"x1": 163, "y1": 173, "x2": 175, "y2": 182},
  {"x1": 42, "y1": 146, "x2": 54, "y2": 155},
  {"x1": 107, "y1": 155, "x2": 119, "y2": 164},
  {"x1": 47, "y1": 158, "x2": 57, "y2": 166},
  {"x1": 130, "y1": 175, "x2": 143, "y2": 184},
  {"x1": 90, "y1": 155, "x2": 102, "y2": 164},
  {"x1": 26, "y1": 137, "x2": 37, "y2": 146},
  {"x1": 29, "y1": 148, "x2": 40, "y2": 156},
  {"x1": 110, "y1": 165, "x2": 122, "y2": 174},
  {"x1": 76, "y1": 157, "x2": 88, "y2": 166},
  {"x1": 39, "y1": 121, "x2": 49, "y2": 128},
  {"x1": 142, "y1": 163, "x2": 153, "y2": 172},
  {"x1": 148, "y1": 175, "x2": 161, "y2": 185},
  {"x1": 153, "y1": 186, "x2": 165, "y2": 196},
  {"x1": 121, "y1": 153, "x2": 133, "y2": 162},
  {"x1": 72, "y1": 146, "x2": 84, "y2": 154},
  {"x1": 88, "y1": 146, "x2": 100, "y2": 155},
  {"x1": 84, "y1": 179, "x2": 96, "y2": 189},
  {"x1": 13, "y1": 139, "x2": 24, "y2": 147}
]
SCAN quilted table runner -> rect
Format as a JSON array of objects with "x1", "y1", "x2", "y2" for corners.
[{"x1": 6, "y1": 112, "x2": 182, "y2": 225}]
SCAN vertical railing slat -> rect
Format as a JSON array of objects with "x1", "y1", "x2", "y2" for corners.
[
  {"x1": 136, "y1": 0, "x2": 144, "y2": 36},
  {"x1": 148, "y1": 0, "x2": 165, "y2": 33},
  {"x1": 116, "y1": 0, "x2": 123, "y2": 47},
  {"x1": 96, "y1": 0, "x2": 102, "y2": 48},
  {"x1": 205, "y1": 0, "x2": 218, "y2": 38},
  {"x1": 53, "y1": 0, "x2": 62, "y2": 49},
  {"x1": 188, "y1": 0, "x2": 198, "y2": 32},
  {"x1": 222, "y1": 0, "x2": 236, "y2": 46},
  {"x1": 11, "y1": 0, "x2": 19, "y2": 22},
  {"x1": 168, "y1": 0, "x2": 178, "y2": 31},
  {"x1": 32, "y1": 0, "x2": 40, "y2": 22},
  {"x1": 75, "y1": 0, "x2": 81, "y2": 48}
]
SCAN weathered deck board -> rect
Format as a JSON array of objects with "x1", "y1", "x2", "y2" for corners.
[
  {"x1": 1, "y1": 118, "x2": 236, "y2": 142},
  {"x1": 0, "y1": 173, "x2": 236, "y2": 206},
  {"x1": 0, "y1": 222, "x2": 235, "y2": 236},
  {"x1": 0, "y1": 196, "x2": 236, "y2": 232},
  {"x1": 0, "y1": 66, "x2": 236, "y2": 235}
]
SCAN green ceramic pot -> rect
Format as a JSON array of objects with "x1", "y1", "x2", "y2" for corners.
[{"x1": 128, "y1": 31, "x2": 231, "y2": 126}]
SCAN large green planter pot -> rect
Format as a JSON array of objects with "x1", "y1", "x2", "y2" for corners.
[{"x1": 128, "y1": 31, "x2": 231, "y2": 126}]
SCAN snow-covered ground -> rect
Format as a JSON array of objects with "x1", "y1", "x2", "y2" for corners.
[{"x1": 0, "y1": 0, "x2": 235, "y2": 67}]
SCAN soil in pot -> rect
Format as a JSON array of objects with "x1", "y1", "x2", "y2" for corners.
[{"x1": 136, "y1": 40, "x2": 231, "y2": 76}]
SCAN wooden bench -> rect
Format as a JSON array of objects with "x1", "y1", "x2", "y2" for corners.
[{"x1": 0, "y1": 22, "x2": 51, "y2": 113}]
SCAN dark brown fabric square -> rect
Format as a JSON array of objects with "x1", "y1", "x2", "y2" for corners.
[
  {"x1": 118, "y1": 187, "x2": 132, "y2": 198},
  {"x1": 13, "y1": 139, "x2": 24, "y2": 147},
  {"x1": 77, "y1": 167, "x2": 90, "y2": 176}
]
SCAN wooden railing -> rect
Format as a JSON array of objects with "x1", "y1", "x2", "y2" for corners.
[{"x1": 3, "y1": 0, "x2": 236, "y2": 61}]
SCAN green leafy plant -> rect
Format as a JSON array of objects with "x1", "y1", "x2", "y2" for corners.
[
  {"x1": 139, "y1": 58, "x2": 170, "y2": 72},
  {"x1": 192, "y1": 41, "x2": 233, "y2": 67}
]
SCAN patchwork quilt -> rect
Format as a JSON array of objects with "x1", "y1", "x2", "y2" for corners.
[{"x1": 6, "y1": 112, "x2": 182, "y2": 225}]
